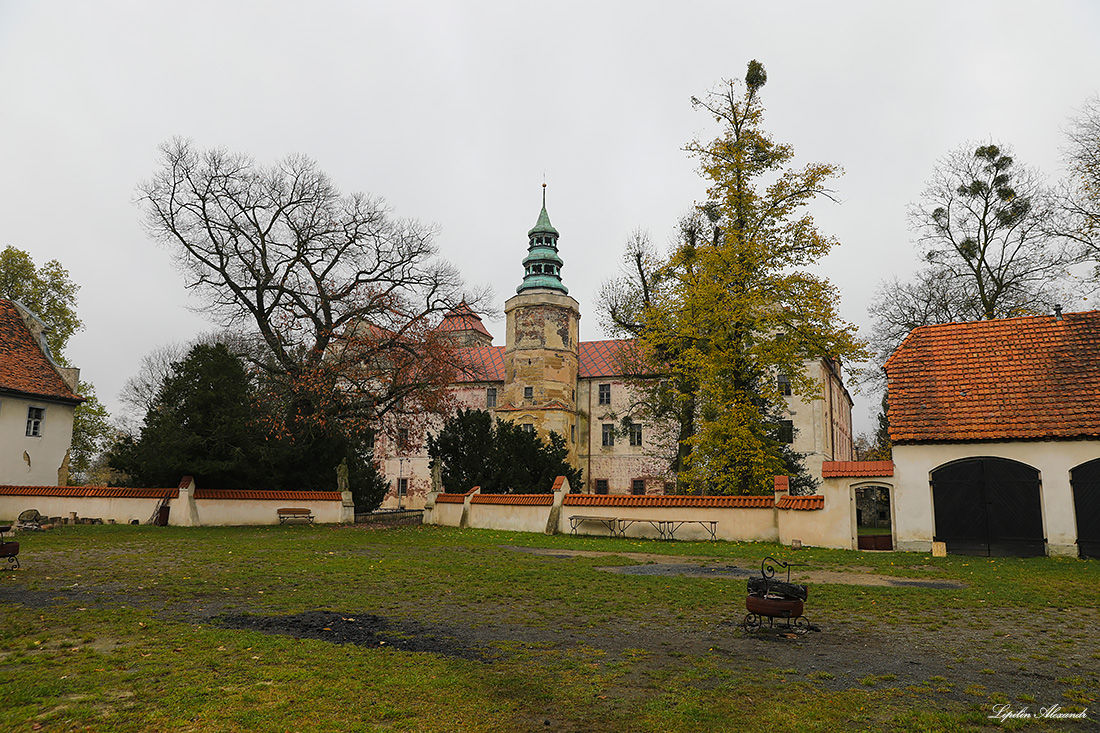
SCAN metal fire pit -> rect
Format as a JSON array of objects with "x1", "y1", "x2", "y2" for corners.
[{"x1": 741, "y1": 556, "x2": 810, "y2": 634}]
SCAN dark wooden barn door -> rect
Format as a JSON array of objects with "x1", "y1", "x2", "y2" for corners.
[
  {"x1": 932, "y1": 458, "x2": 1045, "y2": 557},
  {"x1": 1071, "y1": 459, "x2": 1100, "y2": 559}
]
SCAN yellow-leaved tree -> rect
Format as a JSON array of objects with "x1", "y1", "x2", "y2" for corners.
[{"x1": 601, "y1": 60, "x2": 866, "y2": 495}]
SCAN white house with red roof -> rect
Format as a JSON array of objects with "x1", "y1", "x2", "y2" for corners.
[
  {"x1": 377, "y1": 193, "x2": 855, "y2": 508},
  {"x1": 885, "y1": 311, "x2": 1100, "y2": 558},
  {"x1": 0, "y1": 299, "x2": 84, "y2": 486}
]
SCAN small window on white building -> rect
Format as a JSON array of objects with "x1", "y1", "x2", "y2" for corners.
[
  {"x1": 628, "y1": 422, "x2": 642, "y2": 447},
  {"x1": 522, "y1": 423, "x2": 535, "y2": 434},
  {"x1": 397, "y1": 478, "x2": 408, "y2": 497},
  {"x1": 595, "y1": 479, "x2": 609, "y2": 495},
  {"x1": 524, "y1": 386, "x2": 533, "y2": 401},
  {"x1": 778, "y1": 419, "x2": 794, "y2": 444},
  {"x1": 778, "y1": 374, "x2": 792, "y2": 396},
  {"x1": 631, "y1": 479, "x2": 645, "y2": 495},
  {"x1": 598, "y1": 383, "x2": 611, "y2": 405},
  {"x1": 601, "y1": 423, "x2": 615, "y2": 447},
  {"x1": 26, "y1": 406, "x2": 45, "y2": 437},
  {"x1": 486, "y1": 387, "x2": 497, "y2": 408}
]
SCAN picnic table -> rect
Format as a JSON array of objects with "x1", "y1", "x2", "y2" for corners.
[{"x1": 568, "y1": 515, "x2": 718, "y2": 540}]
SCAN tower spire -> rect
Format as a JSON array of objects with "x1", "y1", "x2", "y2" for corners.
[{"x1": 518, "y1": 185, "x2": 567, "y2": 294}]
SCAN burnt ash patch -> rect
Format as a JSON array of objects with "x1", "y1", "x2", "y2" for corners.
[{"x1": 219, "y1": 609, "x2": 485, "y2": 661}]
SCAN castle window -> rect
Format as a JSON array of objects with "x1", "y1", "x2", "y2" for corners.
[
  {"x1": 397, "y1": 478, "x2": 408, "y2": 497},
  {"x1": 778, "y1": 373, "x2": 792, "y2": 396},
  {"x1": 598, "y1": 383, "x2": 611, "y2": 405},
  {"x1": 632, "y1": 479, "x2": 645, "y2": 495},
  {"x1": 595, "y1": 479, "x2": 609, "y2": 495},
  {"x1": 524, "y1": 386, "x2": 533, "y2": 401},
  {"x1": 778, "y1": 420, "x2": 794, "y2": 444},
  {"x1": 628, "y1": 422, "x2": 642, "y2": 447},
  {"x1": 601, "y1": 423, "x2": 615, "y2": 447},
  {"x1": 397, "y1": 427, "x2": 409, "y2": 450},
  {"x1": 522, "y1": 423, "x2": 535, "y2": 434},
  {"x1": 26, "y1": 406, "x2": 44, "y2": 437},
  {"x1": 486, "y1": 387, "x2": 497, "y2": 408}
]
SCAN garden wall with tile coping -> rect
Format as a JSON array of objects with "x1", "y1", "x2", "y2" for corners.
[
  {"x1": 0, "y1": 476, "x2": 354, "y2": 526},
  {"x1": 423, "y1": 475, "x2": 855, "y2": 549}
]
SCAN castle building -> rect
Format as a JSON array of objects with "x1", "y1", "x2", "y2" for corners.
[{"x1": 377, "y1": 191, "x2": 853, "y2": 508}]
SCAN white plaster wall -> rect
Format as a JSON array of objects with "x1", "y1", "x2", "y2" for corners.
[
  {"x1": 0, "y1": 396, "x2": 75, "y2": 486},
  {"x1": 0, "y1": 494, "x2": 346, "y2": 526},
  {"x1": 468, "y1": 503, "x2": 549, "y2": 533},
  {"x1": 428, "y1": 501, "x2": 464, "y2": 526},
  {"x1": 893, "y1": 441, "x2": 1100, "y2": 556},
  {"x1": 778, "y1": 480, "x2": 857, "y2": 551},
  {"x1": 0, "y1": 495, "x2": 156, "y2": 525},
  {"x1": 191, "y1": 498, "x2": 343, "y2": 525}
]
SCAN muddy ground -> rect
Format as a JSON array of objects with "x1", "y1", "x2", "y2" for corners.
[{"x1": 2, "y1": 544, "x2": 1097, "y2": 727}]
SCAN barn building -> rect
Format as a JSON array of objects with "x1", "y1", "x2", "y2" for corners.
[{"x1": 886, "y1": 311, "x2": 1100, "y2": 558}]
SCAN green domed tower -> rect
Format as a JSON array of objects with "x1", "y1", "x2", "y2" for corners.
[
  {"x1": 518, "y1": 186, "x2": 568, "y2": 294},
  {"x1": 501, "y1": 186, "x2": 582, "y2": 468}
]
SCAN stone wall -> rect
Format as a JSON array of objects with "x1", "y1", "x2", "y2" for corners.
[
  {"x1": 0, "y1": 477, "x2": 353, "y2": 526},
  {"x1": 423, "y1": 476, "x2": 851, "y2": 549}
]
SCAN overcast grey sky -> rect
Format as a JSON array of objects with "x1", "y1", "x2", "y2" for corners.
[{"x1": 2, "y1": 1, "x2": 1098, "y2": 436}]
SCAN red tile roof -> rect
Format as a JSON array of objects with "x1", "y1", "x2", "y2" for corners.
[
  {"x1": 564, "y1": 494, "x2": 774, "y2": 508},
  {"x1": 471, "y1": 494, "x2": 554, "y2": 506},
  {"x1": 193, "y1": 490, "x2": 342, "y2": 501},
  {"x1": 776, "y1": 495, "x2": 824, "y2": 510},
  {"x1": 451, "y1": 339, "x2": 641, "y2": 385},
  {"x1": 0, "y1": 300, "x2": 82, "y2": 403},
  {"x1": 885, "y1": 311, "x2": 1100, "y2": 443},
  {"x1": 0, "y1": 485, "x2": 178, "y2": 499},
  {"x1": 457, "y1": 346, "x2": 505, "y2": 382},
  {"x1": 434, "y1": 493, "x2": 467, "y2": 504},
  {"x1": 438, "y1": 302, "x2": 493, "y2": 339},
  {"x1": 578, "y1": 339, "x2": 632, "y2": 378},
  {"x1": 820, "y1": 461, "x2": 895, "y2": 478}
]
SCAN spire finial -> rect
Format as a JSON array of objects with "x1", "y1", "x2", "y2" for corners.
[{"x1": 542, "y1": 181, "x2": 546, "y2": 208}]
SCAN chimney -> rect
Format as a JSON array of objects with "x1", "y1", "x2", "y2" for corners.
[{"x1": 1054, "y1": 304, "x2": 1063, "y2": 321}]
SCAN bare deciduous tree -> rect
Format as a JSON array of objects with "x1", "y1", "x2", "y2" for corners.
[
  {"x1": 1058, "y1": 97, "x2": 1100, "y2": 254},
  {"x1": 909, "y1": 142, "x2": 1077, "y2": 321},
  {"x1": 138, "y1": 139, "x2": 480, "y2": 450}
]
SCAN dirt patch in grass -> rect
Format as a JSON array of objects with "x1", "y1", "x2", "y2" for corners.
[{"x1": 509, "y1": 546, "x2": 967, "y2": 588}]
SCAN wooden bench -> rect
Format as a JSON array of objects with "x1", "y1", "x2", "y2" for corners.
[{"x1": 277, "y1": 508, "x2": 315, "y2": 524}]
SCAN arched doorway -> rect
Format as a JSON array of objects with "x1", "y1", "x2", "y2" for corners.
[
  {"x1": 854, "y1": 484, "x2": 892, "y2": 550},
  {"x1": 1070, "y1": 459, "x2": 1100, "y2": 559},
  {"x1": 931, "y1": 457, "x2": 1045, "y2": 557}
]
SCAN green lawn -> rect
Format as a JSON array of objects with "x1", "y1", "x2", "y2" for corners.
[{"x1": 0, "y1": 523, "x2": 1097, "y2": 732}]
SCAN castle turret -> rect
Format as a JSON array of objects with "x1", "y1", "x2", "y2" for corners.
[{"x1": 500, "y1": 186, "x2": 581, "y2": 467}]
